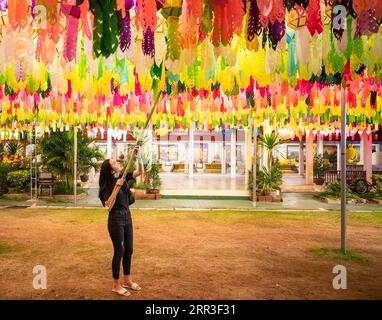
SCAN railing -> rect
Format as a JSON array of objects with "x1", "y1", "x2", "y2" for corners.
[{"x1": 324, "y1": 170, "x2": 366, "y2": 184}]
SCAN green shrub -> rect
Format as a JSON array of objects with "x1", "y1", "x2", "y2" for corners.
[
  {"x1": 0, "y1": 162, "x2": 18, "y2": 190},
  {"x1": 256, "y1": 162, "x2": 283, "y2": 195},
  {"x1": 6, "y1": 170, "x2": 30, "y2": 192},
  {"x1": 38, "y1": 130, "x2": 103, "y2": 190},
  {"x1": 327, "y1": 181, "x2": 354, "y2": 194},
  {"x1": 133, "y1": 183, "x2": 149, "y2": 190},
  {"x1": 53, "y1": 181, "x2": 84, "y2": 195},
  {"x1": 322, "y1": 181, "x2": 361, "y2": 200},
  {"x1": 148, "y1": 161, "x2": 161, "y2": 190},
  {"x1": 327, "y1": 181, "x2": 341, "y2": 193},
  {"x1": 314, "y1": 154, "x2": 329, "y2": 178},
  {"x1": 372, "y1": 174, "x2": 382, "y2": 192}
]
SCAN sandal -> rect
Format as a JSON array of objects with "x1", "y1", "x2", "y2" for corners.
[
  {"x1": 122, "y1": 282, "x2": 141, "y2": 291},
  {"x1": 112, "y1": 287, "x2": 131, "y2": 297}
]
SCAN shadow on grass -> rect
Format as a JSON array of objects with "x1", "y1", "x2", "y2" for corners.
[
  {"x1": 307, "y1": 247, "x2": 370, "y2": 264},
  {"x1": 45, "y1": 199, "x2": 72, "y2": 204},
  {"x1": 0, "y1": 242, "x2": 23, "y2": 255}
]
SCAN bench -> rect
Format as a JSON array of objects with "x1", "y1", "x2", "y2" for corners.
[
  {"x1": 172, "y1": 163, "x2": 185, "y2": 172},
  {"x1": 205, "y1": 163, "x2": 221, "y2": 173},
  {"x1": 161, "y1": 161, "x2": 174, "y2": 172},
  {"x1": 38, "y1": 171, "x2": 54, "y2": 197}
]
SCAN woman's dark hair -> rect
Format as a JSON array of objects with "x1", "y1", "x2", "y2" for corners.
[{"x1": 99, "y1": 159, "x2": 115, "y2": 207}]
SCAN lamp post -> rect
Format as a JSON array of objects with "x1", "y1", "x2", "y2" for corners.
[
  {"x1": 74, "y1": 126, "x2": 78, "y2": 207},
  {"x1": 252, "y1": 126, "x2": 257, "y2": 208},
  {"x1": 340, "y1": 85, "x2": 347, "y2": 254}
]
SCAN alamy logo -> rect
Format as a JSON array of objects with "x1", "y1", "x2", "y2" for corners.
[
  {"x1": 332, "y1": 265, "x2": 347, "y2": 290},
  {"x1": 32, "y1": 265, "x2": 47, "y2": 289},
  {"x1": 32, "y1": 5, "x2": 47, "y2": 30}
]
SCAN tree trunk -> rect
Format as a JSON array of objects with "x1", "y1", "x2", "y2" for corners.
[{"x1": 66, "y1": 174, "x2": 70, "y2": 191}]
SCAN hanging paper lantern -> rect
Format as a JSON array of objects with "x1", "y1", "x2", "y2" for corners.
[
  {"x1": 354, "y1": 9, "x2": 380, "y2": 39},
  {"x1": 306, "y1": 0, "x2": 323, "y2": 36},
  {"x1": 63, "y1": 5, "x2": 80, "y2": 62},
  {"x1": 137, "y1": 0, "x2": 158, "y2": 57},
  {"x1": 211, "y1": 0, "x2": 244, "y2": 46},
  {"x1": 90, "y1": 0, "x2": 119, "y2": 57},
  {"x1": 119, "y1": 0, "x2": 134, "y2": 52},
  {"x1": 0, "y1": 0, "x2": 8, "y2": 11},
  {"x1": 8, "y1": 0, "x2": 28, "y2": 31}
]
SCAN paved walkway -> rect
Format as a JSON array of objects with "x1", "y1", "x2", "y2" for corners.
[
  {"x1": 1, "y1": 190, "x2": 381, "y2": 212},
  {"x1": 0, "y1": 170, "x2": 379, "y2": 212},
  {"x1": 159, "y1": 172, "x2": 319, "y2": 195},
  {"x1": 86, "y1": 172, "x2": 317, "y2": 195},
  {"x1": 160, "y1": 172, "x2": 247, "y2": 196}
]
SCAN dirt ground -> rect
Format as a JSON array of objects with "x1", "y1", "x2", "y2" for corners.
[{"x1": 0, "y1": 208, "x2": 381, "y2": 300}]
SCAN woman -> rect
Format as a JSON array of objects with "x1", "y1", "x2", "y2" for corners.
[{"x1": 99, "y1": 145, "x2": 144, "y2": 297}]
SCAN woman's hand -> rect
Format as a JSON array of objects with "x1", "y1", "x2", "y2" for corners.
[
  {"x1": 132, "y1": 145, "x2": 140, "y2": 160},
  {"x1": 116, "y1": 178, "x2": 124, "y2": 187},
  {"x1": 132, "y1": 145, "x2": 144, "y2": 178}
]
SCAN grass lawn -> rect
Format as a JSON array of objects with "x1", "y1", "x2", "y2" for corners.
[{"x1": 0, "y1": 208, "x2": 381, "y2": 299}]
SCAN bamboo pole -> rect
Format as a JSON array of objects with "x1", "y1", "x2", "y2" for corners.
[{"x1": 105, "y1": 93, "x2": 161, "y2": 212}]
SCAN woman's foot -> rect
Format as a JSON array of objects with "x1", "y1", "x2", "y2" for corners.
[
  {"x1": 112, "y1": 281, "x2": 131, "y2": 297},
  {"x1": 122, "y1": 276, "x2": 142, "y2": 291},
  {"x1": 112, "y1": 286, "x2": 131, "y2": 297},
  {"x1": 122, "y1": 282, "x2": 141, "y2": 291}
]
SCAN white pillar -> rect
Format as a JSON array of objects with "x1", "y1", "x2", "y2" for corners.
[
  {"x1": 107, "y1": 127, "x2": 112, "y2": 159},
  {"x1": 361, "y1": 131, "x2": 373, "y2": 182},
  {"x1": 317, "y1": 133, "x2": 324, "y2": 156},
  {"x1": 184, "y1": 141, "x2": 188, "y2": 174},
  {"x1": 189, "y1": 128, "x2": 194, "y2": 177},
  {"x1": 159, "y1": 129, "x2": 165, "y2": 163},
  {"x1": 113, "y1": 142, "x2": 118, "y2": 160},
  {"x1": 147, "y1": 124, "x2": 153, "y2": 164},
  {"x1": 221, "y1": 141, "x2": 226, "y2": 174},
  {"x1": 260, "y1": 138, "x2": 269, "y2": 170},
  {"x1": 305, "y1": 131, "x2": 314, "y2": 185},
  {"x1": 230, "y1": 129, "x2": 236, "y2": 177},
  {"x1": 245, "y1": 127, "x2": 251, "y2": 186},
  {"x1": 208, "y1": 140, "x2": 212, "y2": 164},
  {"x1": 299, "y1": 141, "x2": 304, "y2": 176}
]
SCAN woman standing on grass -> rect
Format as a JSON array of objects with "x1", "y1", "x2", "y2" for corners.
[{"x1": 98, "y1": 145, "x2": 144, "y2": 297}]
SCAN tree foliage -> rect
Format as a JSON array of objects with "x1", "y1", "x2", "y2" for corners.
[{"x1": 38, "y1": 130, "x2": 103, "y2": 189}]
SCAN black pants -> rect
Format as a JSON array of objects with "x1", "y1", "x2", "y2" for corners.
[{"x1": 108, "y1": 220, "x2": 133, "y2": 280}]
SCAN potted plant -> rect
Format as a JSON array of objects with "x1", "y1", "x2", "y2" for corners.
[
  {"x1": 313, "y1": 154, "x2": 328, "y2": 185},
  {"x1": 80, "y1": 173, "x2": 89, "y2": 182},
  {"x1": 146, "y1": 161, "x2": 161, "y2": 198},
  {"x1": 256, "y1": 162, "x2": 283, "y2": 201},
  {"x1": 249, "y1": 133, "x2": 284, "y2": 201},
  {"x1": 131, "y1": 182, "x2": 150, "y2": 199}
]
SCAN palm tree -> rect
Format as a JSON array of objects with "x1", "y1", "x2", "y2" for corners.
[
  {"x1": 4, "y1": 141, "x2": 24, "y2": 157},
  {"x1": 0, "y1": 143, "x2": 4, "y2": 158},
  {"x1": 258, "y1": 132, "x2": 285, "y2": 169},
  {"x1": 38, "y1": 130, "x2": 103, "y2": 190}
]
